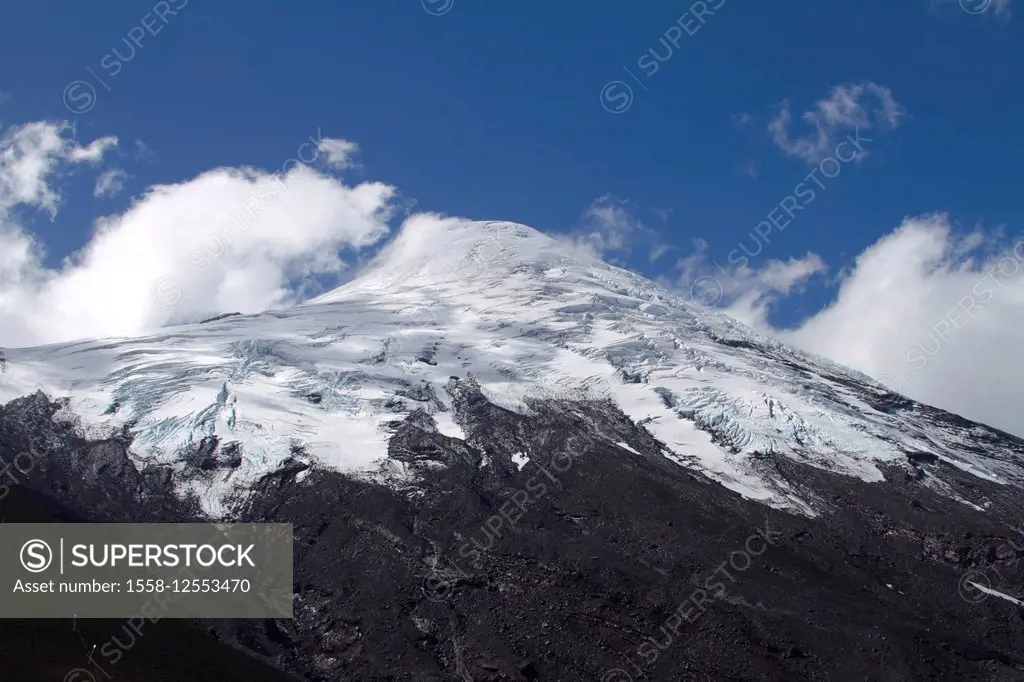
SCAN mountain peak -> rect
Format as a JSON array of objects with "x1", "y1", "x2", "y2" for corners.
[
  {"x1": 310, "y1": 218, "x2": 597, "y2": 304},
  {"x1": 3, "y1": 216, "x2": 1022, "y2": 519}
]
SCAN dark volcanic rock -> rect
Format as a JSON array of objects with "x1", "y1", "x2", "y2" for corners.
[
  {"x1": 2, "y1": 390, "x2": 1024, "y2": 681},
  {"x1": 0, "y1": 392, "x2": 197, "y2": 522}
]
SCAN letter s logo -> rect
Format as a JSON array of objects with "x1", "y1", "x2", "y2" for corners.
[{"x1": 20, "y1": 539, "x2": 53, "y2": 573}]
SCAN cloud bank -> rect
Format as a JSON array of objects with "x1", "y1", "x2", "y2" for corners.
[
  {"x1": 768, "y1": 81, "x2": 902, "y2": 165},
  {"x1": 776, "y1": 215, "x2": 1024, "y2": 438}
]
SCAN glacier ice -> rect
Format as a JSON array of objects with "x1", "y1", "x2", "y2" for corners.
[{"x1": 2, "y1": 219, "x2": 1022, "y2": 517}]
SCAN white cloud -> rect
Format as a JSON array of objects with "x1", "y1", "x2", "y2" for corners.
[
  {"x1": 768, "y1": 82, "x2": 902, "y2": 165},
  {"x1": 755, "y1": 215, "x2": 1023, "y2": 437},
  {"x1": 0, "y1": 120, "x2": 398, "y2": 348},
  {"x1": 67, "y1": 135, "x2": 119, "y2": 163},
  {"x1": 736, "y1": 159, "x2": 758, "y2": 179},
  {"x1": 94, "y1": 168, "x2": 128, "y2": 198},
  {"x1": 0, "y1": 121, "x2": 118, "y2": 217},
  {"x1": 725, "y1": 253, "x2": 827, "y2": 325},
  {"x1": 582, "y1": 195, "x2": 636, "y2": 253},
  {"x1": 563, "y1": 195, "x2": 658, "y2": 260},
  {"x1": 670, "y1": 239, "x2": 826, "y2": 326},
  {"x1": 316, "y1": 136, "x2": 359, "y2": 170},
  {"x1": 132, "y1": 139, "x2": 155, "y2": 162},
  {"x1": 733, "y1": 112, "x2": 754, "y2": 127},
  {"x1": 649, "y1": 243, "x2": 672, "y2": 263}
]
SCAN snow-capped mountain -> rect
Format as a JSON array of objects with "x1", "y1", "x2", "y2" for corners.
[
  {"x1": 2, "y1": 219, "x2": 1022, "y2": 518},
  {"x1": 4, "y1": 219, "x2": 1024, "y2": 680}
]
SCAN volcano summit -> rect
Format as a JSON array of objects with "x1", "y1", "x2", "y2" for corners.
[{"x1": 2, "y1": 218, "x2": 1023, "y2": 680}]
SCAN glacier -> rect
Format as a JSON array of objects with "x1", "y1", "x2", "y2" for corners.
[{"x1": 2, "y1": 218, "x2": 1022, "y2": 517}]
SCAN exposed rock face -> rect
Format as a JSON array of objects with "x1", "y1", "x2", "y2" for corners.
[
  {"x1": 3, "y1": 387, "x2": 1024, "y2": 681},
  {"x1": 0, "y1": 392, "x2": 196, "y2": 523}
]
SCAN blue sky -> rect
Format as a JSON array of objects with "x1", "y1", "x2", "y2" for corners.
[
  {"x1": 2, "y1": 0, "x2": 1020, "y2": 288},
  {"x1": 1, "y1": 0, "x2": 1023, "y2": 434}
]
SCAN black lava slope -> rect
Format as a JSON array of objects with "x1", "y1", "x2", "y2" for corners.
[{"x1": 2, "y1": 382, "x2": 1024, "y2": 681}]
